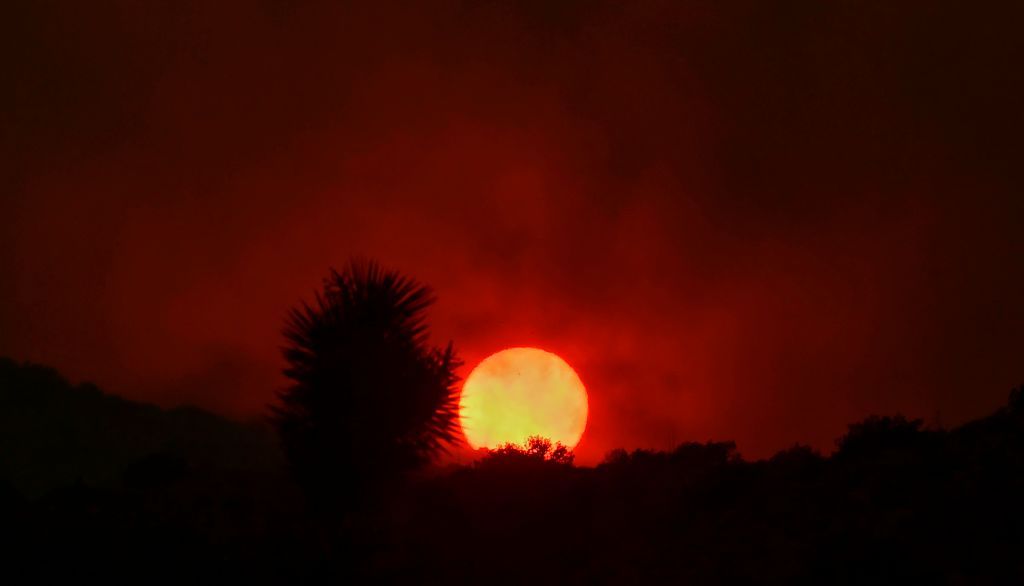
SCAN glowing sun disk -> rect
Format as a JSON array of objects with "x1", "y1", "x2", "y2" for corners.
[{"x1": 459, "y1": 347, "x2": 588, "y2": 450}]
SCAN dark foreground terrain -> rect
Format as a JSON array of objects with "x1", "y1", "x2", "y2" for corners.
[{"x1": 1, "y1": 357, "x2": 1022, "y2": 584}]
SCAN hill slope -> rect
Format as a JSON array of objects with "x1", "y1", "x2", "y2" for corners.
[{"x1": 0, "y1": 357, "x2": 283, "y2": 496}]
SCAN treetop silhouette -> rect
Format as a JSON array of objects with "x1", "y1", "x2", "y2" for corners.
[
  {"x1": 270, "y1": 260, "x2": 461, "y2": 506},
  {"x1": 477, "y1": 436, "x2": 575, "y2": 469}
]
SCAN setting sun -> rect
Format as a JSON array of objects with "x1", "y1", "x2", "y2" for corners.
[{"x1": 459, "y1": 347, "x2": 588, "y2": 450}]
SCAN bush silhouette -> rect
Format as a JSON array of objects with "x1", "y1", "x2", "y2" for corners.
[
  {"x1": 834, "y1": 415, "x2": 926, "y2": 459},
  {"x1": 476, "y1": 436, "x2": 575, "y2": 470},
  {"x1": 270, "y1": 260, "x2": 461, "y2": 509}
]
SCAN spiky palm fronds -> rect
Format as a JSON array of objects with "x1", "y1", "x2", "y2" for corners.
[{"x1": 270, "y1": 260, "x2": 461, "y2": 503}]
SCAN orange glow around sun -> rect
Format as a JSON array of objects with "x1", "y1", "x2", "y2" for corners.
[{"x1": 459, "y1": 347, "x2": 588, "y2": 450}]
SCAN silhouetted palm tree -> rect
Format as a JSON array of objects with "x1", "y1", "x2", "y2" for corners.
[{"x1": 270, "y1": 260, "x2": 461, "y2": 508}]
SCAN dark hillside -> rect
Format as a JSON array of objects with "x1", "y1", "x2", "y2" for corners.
[{"x1": 0, "y1": 357, "x2": 283, "y2": 497}]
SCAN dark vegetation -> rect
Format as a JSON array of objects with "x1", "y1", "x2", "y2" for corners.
[
  {"x1": 271, "y1": 261, "x2": 460, "y2": 515},
  {"x1": 2, "y1": 357, "x2": 1023, "y2": 583},
  {"x1": 2, "y1": 264, "x2": 1022, "y2": 583}
]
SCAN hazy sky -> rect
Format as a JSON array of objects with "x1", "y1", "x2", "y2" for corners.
[{"x1": 3, "y1": 0, "x2": 1022, "y2": 462}]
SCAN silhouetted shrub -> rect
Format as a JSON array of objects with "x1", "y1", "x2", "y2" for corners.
[
  {"x1": 270, "y1": 261, "x2": 461, "y2": 510},
  {"x1": 767, "y1": 444, "x2": 824, "y2": 473},
  {"x1": 834, "y1": 414, "x2": 926, "y2": 458},
  {"x1": 670, "y1": 440, "x2": 738, "y2": 468},
  {"x1": 600, "y1": 448, "x2": 629, "y2": 467},
  {"x1": 476, "y1": 436, "x2": 575, "y2": 470},
  {"x1": 598, "y1": 441, "x2": 739, "y2": 475}
]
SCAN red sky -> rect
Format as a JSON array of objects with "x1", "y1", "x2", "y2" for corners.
[{"x1": 3, "y1": 0, "x2": 1023, "y2": 463}]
